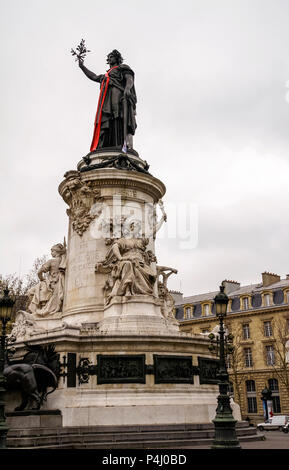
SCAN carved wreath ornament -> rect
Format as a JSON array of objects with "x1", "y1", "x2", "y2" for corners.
[{"x1": 62, "y1": 172, "x2": 103, "y2": 236}]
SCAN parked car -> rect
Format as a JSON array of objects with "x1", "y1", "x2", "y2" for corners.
[
  {"x1": 257, "y1": 416, "x2": 289, "y2": 431},
  {"x1": 282, "y1": 421, "x2": 289, "y2": 433}
]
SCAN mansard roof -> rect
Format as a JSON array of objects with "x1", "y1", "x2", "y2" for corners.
[{"x1": 175, "y1": 276, "x2": 289, "y2": 307}]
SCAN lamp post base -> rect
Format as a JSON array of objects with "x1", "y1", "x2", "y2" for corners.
[
  {"x1": 211, "y1": 418, "x2": 241, "y2": 449},
  {"x1": 211, "y1": 390, "x2": 241, "y2": 449}
]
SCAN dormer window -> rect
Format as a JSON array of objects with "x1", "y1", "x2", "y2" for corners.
[
  {"x1": 243, "y1": 297, "x2": 249, "y2": 310},
  {"x1": 185, "y1": 306, "x2": 192, "y2": 319},
  {"x1": 204, "y1": 304, "x2": 210, "y2": 316},
  {"x1": 264, "y1": 293, "x2": 271, "y2": 307}
]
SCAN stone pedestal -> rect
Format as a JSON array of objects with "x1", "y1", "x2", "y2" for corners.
[
  {"x1": 57, "y1": 149, "x2": 166, "y2": 329},
  {"x1": 8, "y1": 148, "x2": 241, "y2": 429},
  {"x1": 99, "y1": 295, "x2": 179, "y2": 335}
]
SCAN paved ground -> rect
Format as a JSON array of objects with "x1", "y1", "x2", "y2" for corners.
[
  {"x1": 241, "y1": 430, "x2": 289, "y2": 449},
  {"x1": 187, "y1": 430, "x2": 289, "y2": 449}
]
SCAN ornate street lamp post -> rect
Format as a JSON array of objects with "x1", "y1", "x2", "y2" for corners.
[
  {"x1": 0, "y1": 288, "x2": 15, "y2": 448},
  {"x1": 211, "y1": 284, "x2": 241, "y2": 449}
]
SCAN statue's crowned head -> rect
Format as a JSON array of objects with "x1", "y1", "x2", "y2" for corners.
[{"x1": 106, "y1": 50, "x2": 123, "y2": 66}]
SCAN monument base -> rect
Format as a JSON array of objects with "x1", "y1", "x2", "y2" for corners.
[
  {"x1": 47, "y1": 388, "x2": 240, "y2": 427},
  {"x1": 8, "y1": 327, "x2": 241, "y2": 428}
]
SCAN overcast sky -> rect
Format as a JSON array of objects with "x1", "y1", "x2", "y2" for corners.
[{"x1": 1, "y1": 0, "x2": 289, "y2": 296}]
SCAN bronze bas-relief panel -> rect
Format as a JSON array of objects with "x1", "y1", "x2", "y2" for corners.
[
  {"x1": 153, "y1": 355, "x2": 194, "y2": 384},
  {"x1": 198, "y1": 357, "x2": 220, "y2": 385},
  {"x1": 97, "y1": 354, "x2": 146, "y2": 384}
]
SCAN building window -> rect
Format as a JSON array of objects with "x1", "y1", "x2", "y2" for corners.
[
  {"x1": 246, "y1": 380, "x2": 256, "y2": 392},
  {"x1": 242, "y1": 323, "x2": 250, "y2": 340},
  {"x1": 264, "y1": 321, "x2": 273, "y2": 337},
  {"x1": 268, "y1": 379, "x2": 281, "y2": 413},
  {"x1": 266, "y1": 345, "x2": 275, "y2": 366},
  {"x1": 272, "y1": 396, "x2": 281, "y2": 414},
  {"x1": 268, "y1": 378, "x2": 278, "y2": 391},
  {"x1": 247, "y1": 397, "x2": 257, "y2": 414},
  {"x1": 246, "y1": 380, "x2": 257, "y2": 413},
  {"x1": 244, "y1": 348, "x2": 253, "y2": 367},
  {"x1": 264, "y1": 293, "x2": 271, "y2": 307},
  {"x1": 204, "y1": 304, "x2": 210, "y2": 316},
  {"x1": 243, "y1": 297, "x2": 249, "y2": 310}
]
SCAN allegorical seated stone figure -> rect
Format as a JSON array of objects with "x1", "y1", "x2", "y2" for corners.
[
  {"x1": 27, "y1": 242, "x2": 66, "y2": 316},
  {"x1": 157, "y1": 266, "x2": 179, "y2": 325},
  {"x1": 96, "y1": 231, "x2": 157, "y2": 305}
]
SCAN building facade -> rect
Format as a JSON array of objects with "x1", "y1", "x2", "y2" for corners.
[{"x1": 173, "y1": 272, "x2": 289, "y2": 425}]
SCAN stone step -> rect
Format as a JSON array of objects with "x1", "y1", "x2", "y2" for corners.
[
  {"x1": 69, "y1": 434, "x2": 265, "y2": 449},
  {"x1": 7, "y1": 434, "x2": 263, "y2": 450},
  {"x1": 7, "y1": 424, "x2": 259, "y2": 449},
  {"x1": 8, "y1": 430, "x2": 214, "y2": 446},
  {"x1": 8, "y1": 426, "x2": 256, "y2": 441},
  {"x1": 7, "y1": 422, "x2": 213, "y2": 434},
  {"x1": 7, "y1": 420, "x2": 248, "y2": 437}
]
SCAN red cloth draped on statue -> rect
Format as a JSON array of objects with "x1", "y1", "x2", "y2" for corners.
[{"x1": 90, "y1": 65, "x2": 119, "y2": 152}]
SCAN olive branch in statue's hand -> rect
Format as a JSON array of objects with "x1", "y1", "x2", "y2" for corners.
[{"x1": 71, "y1": 39, "x2": 90, "y2": 64}]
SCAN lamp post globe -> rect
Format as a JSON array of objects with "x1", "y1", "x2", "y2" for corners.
[
  {"x1": 214, "y1": 284, "x2": 229, "y2": 317},
  {"x1": 0, "y1": 288, "x2": 15, "y2": 323},
  {"x1": 0, "y1": 287, "x2": 15, "y2": 448}
]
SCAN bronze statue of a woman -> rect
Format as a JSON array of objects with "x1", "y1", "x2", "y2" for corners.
[{"x1": 74, "y1": 44, "x2": 137, "y2": 153}]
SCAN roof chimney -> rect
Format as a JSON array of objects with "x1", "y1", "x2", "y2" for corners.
[
  {"x1": 222, "y1": 280, "x2": 240, "y2": 294},
  {"x1": 262, "y1": 272, "x2": 280, "y2": 287},
  {"x1": 169, "y1": 291, "x2": 184, "y2": 304}
]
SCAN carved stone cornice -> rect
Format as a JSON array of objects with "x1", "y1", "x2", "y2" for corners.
[{"x1": 59, "y1": 169, "x2": 166, "y2": 204}]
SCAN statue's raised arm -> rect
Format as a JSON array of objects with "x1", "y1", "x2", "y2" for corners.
[{"x1": 78, "y1": 62, "x2": 103, "y2": 82}]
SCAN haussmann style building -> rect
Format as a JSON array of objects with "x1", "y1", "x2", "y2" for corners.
[{"x1": 173, "y1": 272, "x2": 289, "y2": 425}]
